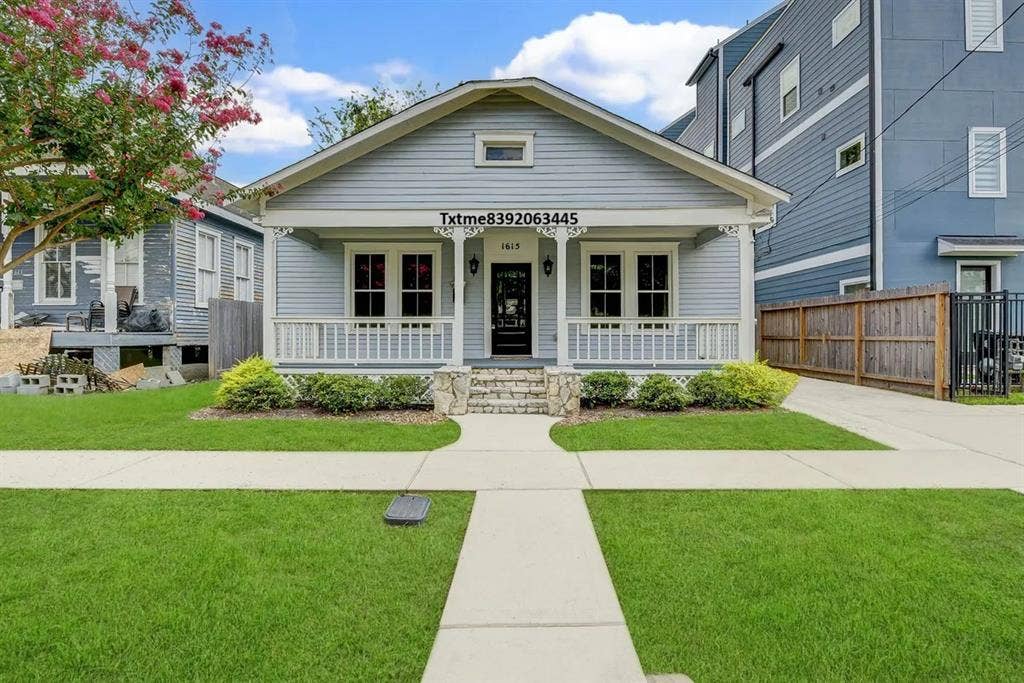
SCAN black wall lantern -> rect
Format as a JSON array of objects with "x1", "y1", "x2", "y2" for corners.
[
  {"x1": 468, "y1": 254, "x2": 480, "y2": 276},
  {"x1": 543, "y1": 255, "x2": 553, "y2": 277}
]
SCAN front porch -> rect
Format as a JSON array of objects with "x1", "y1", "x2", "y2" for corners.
[{"x1": 264, "y1": 218, "x2": 756, "y2": 372}]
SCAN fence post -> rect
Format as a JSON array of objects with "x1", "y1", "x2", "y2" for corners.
[
  {"x1": 933, "y1": 293, "x2": 945, "y2": 400},
  {"x1": 798, "y1": 306, "x2": 806, "y2": 366},
  {"x1": 854, "y1": 301, "x2": 864, "y2": 385},
  {"x1": 1002, "y1": 289, "x2": 1011, "y2": 397}
]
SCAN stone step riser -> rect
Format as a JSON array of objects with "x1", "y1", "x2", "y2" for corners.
[
  {"x1": 467, "y1": 398, "x2": 548, "y2": 409},
  {"x1": 471, "y1": 386, "x2": 546, "y2": 396},
  {"x1": 468, "y1": 406, "x2": 548, "y2": 414}
]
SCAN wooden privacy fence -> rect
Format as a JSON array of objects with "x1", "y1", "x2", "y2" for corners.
[
  {"x1": 758, "y1": 283, "x2": 949, "y2": 399},
  {"x1": 209, "y1": 299, "x2": 263, "y2": 378}
]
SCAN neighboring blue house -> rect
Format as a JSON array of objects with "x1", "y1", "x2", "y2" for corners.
[
  {"x1": 0, "y1": 187, "x2": 264, "y2": 374},
  {"x1": 672, "y1": 0, "x2": 1024, "y2": 301}
]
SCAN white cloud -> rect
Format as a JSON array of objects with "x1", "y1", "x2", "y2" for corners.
[
  {"x1": 374, "y1": 59, "x2": 414, "y2": 83},
  {"x1": 220, "y1": 65, "x2": 372, "y2": 154},
  {"x1": 493, "y1": 12, "x2": 735, "y2": 123}
]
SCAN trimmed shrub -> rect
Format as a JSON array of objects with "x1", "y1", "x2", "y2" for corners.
[
  {"x1": 303, "y1": 374, "x2": 377, "y2": 414},
  {"x1": 633, "y1": 374, "x2": 690, "y2": 411},
  {"x1": 215, "y1": 356, "x2": 294, "y2": 412},
  {"x1": 688, "y1": 360, "x2": 799, "y2": 409},
  {"x1": 374, "y1": 375, "x2": 429, "y2": 409},
  {"x1": 581, "y1": 371, "x2": 633, "y2": 407}
]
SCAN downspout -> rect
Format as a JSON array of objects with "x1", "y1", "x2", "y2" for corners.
[
  {"x1": 717, "y1": 44, "x2": 726, "y2": 162},
  {"x1": 870, "y1": 0, "x2": 884, "y2": 290},
  {"x1": 742, "y1": 42, "x2": 785, "y2": 177}
]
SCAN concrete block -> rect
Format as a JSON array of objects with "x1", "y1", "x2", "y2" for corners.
[
  {"x1": 20, "y1": 374, "x2": 51, "y2": 388},
  {"x1": 165, "y1": 370, "x2": 186, "y2": 386},
  {"x1": 0, "y1": 385, "x2": 17, "y2": 394},
  {"x1": 136, "y1": 378, "x2": 164, "y2": 391},
  {"x1": 0, "y1": 372, "x2": 21, "y2": 388},
  {"x1": 17, "y1": 385, "x2": 50, "y2": 396},
  {"x1": 57, "y1": 374, "x2": 87, "y2": 387},
  {"x1": 54, "y1": 385, "x2": 85, "y2": 395}
]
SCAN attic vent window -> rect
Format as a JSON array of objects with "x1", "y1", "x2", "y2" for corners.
[{"x1": 475, "y1": 131, "x2": 534, "y2": 167}]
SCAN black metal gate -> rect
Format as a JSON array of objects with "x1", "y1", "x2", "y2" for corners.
[{"x1": 950, "y1": 291, "x2": 1024, "y2": 399}]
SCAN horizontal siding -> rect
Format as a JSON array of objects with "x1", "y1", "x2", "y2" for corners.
[
  {"x1": 679, "y1": 236, "x2": 740, "y2": 315},
  {"x1": 755, "y1": 256, "x2": 870, "y2": 303},
  {"x1": 269, "y1": 91, "x2": 744, "y2": 210},
  {"x1": 678, "y1": 66, "x2": 719, "y2": 156},
  {"x1": 276, "y1": 238, "x2": 345, "y2": 316},
  {"x1": 10, "y1": 234, "x2": 103, "y2": 324}
]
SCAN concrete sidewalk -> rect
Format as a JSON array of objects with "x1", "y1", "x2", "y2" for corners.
[{"x1": 422, "y1": 490, "x2": 645, "y2": 682}]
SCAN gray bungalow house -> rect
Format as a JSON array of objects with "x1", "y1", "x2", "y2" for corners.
[
  {"x1": 241, "y1": 78, "x2": 788, "y2": 412},
  {"x1": 0, "y1": 191, "x2": 263, "y2": 374}
]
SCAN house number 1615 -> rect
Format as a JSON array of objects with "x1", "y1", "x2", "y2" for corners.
[{"x1": 500, "y1": 242, "x2": 520, "y2": 251}]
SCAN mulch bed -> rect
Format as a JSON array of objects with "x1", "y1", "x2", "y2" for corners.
[
  {"x1": 559, "y1": 405, "x2": 770, "y2": 426},
  {"x1": 190, "y1": 406, "x2": 445, "y2": 425}
]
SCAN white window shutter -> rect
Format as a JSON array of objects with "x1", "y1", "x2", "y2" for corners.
[{"x1": 966, "y1": 0, "x2": 1003, "y2": 50}]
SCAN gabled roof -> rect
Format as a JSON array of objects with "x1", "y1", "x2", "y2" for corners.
[
  {"x1": 658, "y1": 108, "x2": 696, "y2": 141},
  {"x1": 684, "y1": 1, "x2": 789, "y2": 85},
  {"x1": 241, "y1": 77, "x2": 789, "y2": 212}
]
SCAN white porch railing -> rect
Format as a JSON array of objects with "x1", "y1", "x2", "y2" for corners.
[
  {"x1": 565, "y1": 317, "x2": 741, "y2": 365},
  {"x1": 273, "y1": 317, "x2": 454, "y2": 364}
]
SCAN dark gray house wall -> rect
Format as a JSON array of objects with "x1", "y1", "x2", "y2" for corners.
[
  {"x1": 880, "y1": 0, "x2": 1024, "y2": 290},
  {"x1": 678, "y1": 64, "x2": 719, "y2": 156}
]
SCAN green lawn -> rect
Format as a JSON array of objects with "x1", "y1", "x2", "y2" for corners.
[
  {"x1": 0, "y1": 382, "x2": 459, "y2": 450},
  {"x1": 959, "y1": 391, "x2": 1024, "y2": 405},
  {"x1": 550, "y1": 410, "x2": 887, "y2": 450},
  {"x1": 0, "y1": 490, "x2": 473, "y2": 680},
  {"x1": 587, "y1": 490, "x2": 1024, "y2": 681}
]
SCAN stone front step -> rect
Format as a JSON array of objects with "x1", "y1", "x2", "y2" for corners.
[
  {"x1": 467, "y1": 397, "x2": 549, "y2": 414},
  {"x1": 470, "y1": 385, "x2": 546, "y2": 397},
  {"x1": 470, "y1": 374, "x2": 545, "y2": 384}
]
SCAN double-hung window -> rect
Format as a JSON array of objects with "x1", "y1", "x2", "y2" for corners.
[
  {"x1": 348, "y1": 244, "x2": 440, "y2": 327},
  {"x1": 195, "y1": 229, "x2": 220, "y2": 308},
  {"x1": 583, "y1": 244, "x2": 675, "y2": 329},
  {"x1": 588, "y1": 253, "x2": 622, "y2": 328},
  {"x1": 637, "y1": 254, "x2": 670, "y2": 328},
  {"x1": 966, "y1": 0, "x2": 1003, "y2": 51},
  {"x1": 234, "y1": 241, "x2": 254, "y2": 302},
  {"x1": 780, "y1": 55, "x2": 800, "y2": 121},
  {"x1": 832, "y1": 0, "x2": 860, "y2": 47},
  {"x1": 114, "y1": 234, "x2": 143, "y2": 301},
  {"x1": 969, "y1": 127, "x2": 1007, "y2": 197},
  {"x1": 36, "y1": 227, "x2": 74, "y2": 304}
]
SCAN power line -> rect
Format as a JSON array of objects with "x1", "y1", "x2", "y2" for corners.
[{"x1": 763, "y1": 1, "x2": 1024, "y2": 245}]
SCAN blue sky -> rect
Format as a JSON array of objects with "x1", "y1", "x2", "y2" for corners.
[{"x1": 191, "y1": 0, "x2": 777, "y2": 185}]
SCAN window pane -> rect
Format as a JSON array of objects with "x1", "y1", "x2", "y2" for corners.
[
  {"x1": 401, "y1": 291, "x2": 417, "y2": 316},
  {"x1": 417, "y1": 255, "x2": 432, "y2": 290},
  {"x1": 638, "y1": 292, "x2": 652, "y2": 317},
  {"x1": 402, "y1": 254, "x2": 417, "y2": 290},
  {"x1": 590, "y1": 293, "x2": 606, "y2": 317},
  {"x1": 638, "y1": 255, "x2": 652, "y2": 291},
  {"x1": 485, "y1": 145, "x2": 524, "y2": 161},
  {"x1": 973, "y1": 131, "x2": 1003, "y2": 192},
  {"x1": 371, "y1": 255, "x2": 386, "y2": 290},
  {"x1": 354, "y1": 291, "x2": 370, "y2": 316},
  {"x1": 370, "y1": 291, "x2": 386, "y2": 316},
  {"x1": 960, "y1": 266, "x2": 991, "y2": 293},
  {"x1": 783, "y1": 88, "x2": 798, "y2": 116},
  {"x1": 605, "y1": 255, "x2": 621, "y2": 290},
  {"x1": 652, "y1": 255, "x2": 668, "y2": 290},
  {"x1": 606, "y1": 293, "x2": 621, "y2": 317},
  {"x1": 589, "y1": 256, "x2": 606, "y2": 290},
  {"x1": 840, "y1": 142, "x2": 862, "y2": 169},
  {"x1": 354, "y1": 254, "x2": 370, "y2": 290},
  {"x1": 418, "y1": 291, "x2": 432, "y2": 316},
  {"x1": 651, "y1": 292, "x2": 669, "y2": 317}
]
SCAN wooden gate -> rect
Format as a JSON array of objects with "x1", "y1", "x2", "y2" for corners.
[
  {"x1": 758, "y1": 283, "x2": 949, "y2": 399},
  {"x1": 208, "y1": 299, "x2": 263, "y2": 378}
]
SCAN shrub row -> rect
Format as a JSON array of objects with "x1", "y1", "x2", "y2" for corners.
[
  {"x1": 215, "y1": 357, "x2": 429, "y2": 413},
  {"x1": 581, "y1": 361, "x2": 798, "y2": 412}
]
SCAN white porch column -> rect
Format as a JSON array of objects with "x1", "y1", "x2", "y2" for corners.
[
  {"x1": 101, "y1": 238, "x2": 117, "y2": 332},
  {"x1": 722, "y1": 223, "x2": 756, "y2": 361},
  {"x1": 451, "y1": 225, "x2": 466, "y2": 366},
  {"x1": 555, "y1": 226, "x2": 569, "y2": 366},
  {"x1": 262, "y1": 226, "x2": 279, "y2": 363}
]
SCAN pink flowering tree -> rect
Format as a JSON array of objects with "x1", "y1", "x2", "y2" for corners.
[{"x1": 0, "y1": 0, "x2": 271, "y2": 276}]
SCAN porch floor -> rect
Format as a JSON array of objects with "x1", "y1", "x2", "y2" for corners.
[{"x1": 465, "y1": 357, "x2": 556, "y2": 368}]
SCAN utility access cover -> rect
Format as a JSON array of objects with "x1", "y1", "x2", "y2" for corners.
[{"x1": 384, "y1": 495, "x2": 431, "y2": 526}]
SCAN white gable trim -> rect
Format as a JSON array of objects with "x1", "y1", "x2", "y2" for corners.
[{"x1": 242, "y1": 78, "x2": 789, "y2": 212}]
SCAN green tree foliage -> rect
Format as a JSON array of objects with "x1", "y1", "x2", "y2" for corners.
[{"x1": 308, "y1": 82, "x2": 438, "y2": 150}]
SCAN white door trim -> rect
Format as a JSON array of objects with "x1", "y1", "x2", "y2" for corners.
[{"x1": 482, "y1": 230, "x2": 540, "y2": 358}]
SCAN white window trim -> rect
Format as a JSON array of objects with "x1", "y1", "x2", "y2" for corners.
[
  {"x1": 113, "y1": 233, "x2": 145, "y2": 304},
  {"x1": 965, "y1": 0, "x2": 1004, "y2": 52},
  {"x1": 474, "y1": 131, "x2": 535, "y2": 167},
  {"x1": 703, "y1": 141, "x2": 715, "y2": 158},
  {"x1": 832, "y1": 0, "x2": 861, "y2": 47},
  {"x1": 956, "y1": 259, "x2": 1001, "y2": 292},
  {"x1": 233, "y1": 238, "x2": 255, "y2": 302},
  {"x1": 194, "y1": 226, "x2": 221, "y2": 309},
  {"x1": 33, "y1": 225, "x2": 76, "y2": 305},
  {"x1": 779, "y1": 54, "x2": 801, "y2": 123},
  {"x1": 838, "y1": 275, "x2": 870, "y2": 294},
  {"x1": 835, "y1": 133, "x2": 867, "y2": 177},
  {"x1": 343, "y1": 242, "x2": 442, "y2": 319},
  {"x1": 579, "y1": 242, "x2": 679, "y2": 322},
  {"x1": 968, "y1": 126, "x2": 1007, "y2": 198},
  {"x1": 731, "y1": 108, "x2": 746, "y2": 139}
]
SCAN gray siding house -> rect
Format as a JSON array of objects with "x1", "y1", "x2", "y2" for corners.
[
  {"x1": 0, "y1": 196, "x2": 263, "y2": 373},
  {"x1": 674, "y1": 0, "x2": 1024, "y2": 302},
  {"x1": 241, "y1": 78, "x2": 787, "y2": 404}
]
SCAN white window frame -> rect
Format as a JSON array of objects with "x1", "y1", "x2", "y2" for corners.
[
  {"x1": 965, "y1": 0, "x2": 1004, "y2": 52},
  {"x1": 956, "y1": 259, "x2": 1001, "y2": 292},
  {"x1": 968, "y1": 126, "x2": 1007, "y2": 198},
  {"x1": 194, "y1": 227, "x2": 221, "y2": 309},
  {"x1": 779, "y1": 55, "x2": 801, "y2": 123},
  {"x1": 580, "y1": 242, "x2": 679, "y2": 329},
  {"x1": 33, "y1": 225, "x2": 76, "y2": 305},
  {"x1": 113, "y1": 233, "x2": 144, "y2": 304},
  {"x1": 703, "y1": 141, "x2": 715, "y2": 158},
  {"x1": 731, "y1": 108, "x2": 746, "y2": 139},
  {"x1": 474, "y1": 131, "x2": 535, "y2": 167},
  {"x1": 832, "y1": 0, "x2": 861, "y2": 47},
  {"x1": 835, "y1": 133, "x2": 867, "y2": 177},
  {"x1": 839, "y1": 276, "x2": 871, "y2": 294},
  {"x1": 233, "y1": 239, "x2": 255, "y2": 302},
  {"x1": 343, "y1": 242, "x2": 442, "y2": 321}
]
